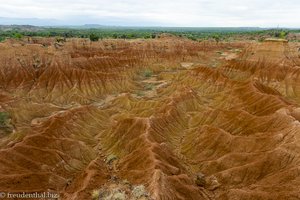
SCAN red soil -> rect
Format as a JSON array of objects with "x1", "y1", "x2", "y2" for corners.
[{"x1": 0, "y1": 37, "x2": 300, "y2": 199}]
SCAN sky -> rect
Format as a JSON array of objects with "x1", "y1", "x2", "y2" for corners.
[{"x1": 0, "y1": 0, "x2": 299, "y2": 27}]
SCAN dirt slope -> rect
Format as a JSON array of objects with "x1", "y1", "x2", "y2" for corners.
[{"x1": 0, "y1": 37, "x2": 300, "y2": 199}]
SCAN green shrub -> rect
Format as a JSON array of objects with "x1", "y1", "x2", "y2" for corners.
[
  {"x1": 212, "y1": 34, "x2": 221, "y2": 43},
  {"x1": 0, "y1": 112, "x2": 10, "y2": 127},
  {"x1": 14, "y1": 33, "x2": 23, "y2": 39},
  {"x1": 143, "y1": 69, "x2": 153, "y2": 78},
  {"x1": 279, "y1": 31, "x2": 287, "y2": 39},
  {"x1": 89, "y1": 33, "x2": 99, "y2": 41},
  {"x1": 274, "y1": 31, "x2": 288, "y2": 39},
  {"x1": 0, "y1": 112, "x2": 13, "y2": 135}
]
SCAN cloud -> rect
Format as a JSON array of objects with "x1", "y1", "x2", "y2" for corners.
[{"x1": 0, "y1": 0, "x2": 299, "y2": 27}]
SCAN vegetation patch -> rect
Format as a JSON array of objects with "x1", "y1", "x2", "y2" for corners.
[
  {"x1": 106, "y1": 154, "x2": 118, "y2": 165},
  {"x1": 142, "y1": 69, "x2": 153, "y2": 78},
  {"x1": 89, "y1": 33, "x2": 100, "y2": 41},
  {"x1": 0, "y1": 112, "x2": 10, "y2": 127},
  {"x1": 2, "y1": 25, "x2": 299, "y2": 43},
  {"x1": 136, "y1": 91, "x2": 145, "y2": 97},
  {"x1": 0, "y1": 112, "x2": 13, "y2": 136},
  {"x1": 144, "y1": 83, "x2": 154, "y2": 90}
]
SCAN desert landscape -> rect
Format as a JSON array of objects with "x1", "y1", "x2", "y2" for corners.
[{"x1": 0, "y1": 33, "x2": 300, "y2": 200}]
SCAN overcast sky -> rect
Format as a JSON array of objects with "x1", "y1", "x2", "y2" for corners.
[{"x1": 0, "y1": 0, "x2": 299, "y2": 27}]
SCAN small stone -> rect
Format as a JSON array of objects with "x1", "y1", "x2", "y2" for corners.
[{"x1": 205, "y1": 175, "x2": 220, "y2": 191}]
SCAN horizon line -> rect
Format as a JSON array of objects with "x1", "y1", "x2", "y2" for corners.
[{"x1": 0, "y1": 24, "x2": 299, "y2": 29}]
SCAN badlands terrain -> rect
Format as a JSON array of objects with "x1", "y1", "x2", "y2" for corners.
[{"x1": 0, "y1": 35, "x2": 300, "y2": 199}]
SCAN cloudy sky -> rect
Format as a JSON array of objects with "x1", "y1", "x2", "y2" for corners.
[{"x1": 0, "y1": 0, "x2": 299, "y2": 27}]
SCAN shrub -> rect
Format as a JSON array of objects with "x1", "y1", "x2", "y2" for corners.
[
  {"x1": 56, "y1": 37, "x2": 66, "y2": 43},
  {"x1": 258, "y1": 37, "x2": 264, "y2": 42},
  {"x1": 195, "y1": 172, "x2": 206, "y2": 187},
  {"x1": 14, "y1": 33, "x2": 23, "y2": 39},
  {"x1": 136, "y1": 91, "x2": 144, "y2": 97},
  {"x1": 187, "y1": 35, "x2": 197, "y2": 41},
  {"x1": 0, "y1": 112, "x2": 10, "y2": 127},
  {"x1": 212, "y1": 34, "x2": 221, "y2": 43},
  {"x1": 274, "y1": 31, "x2": 288, "y2": 39},
  {"x1": 106, "y1": 154, "x2": 118, "y2": 164},
  {"x1": 144, "y1": 83, "x2": 154, "y2": 90},
  {"x1": 0, "y1": 112, "x2": 13, "y2": 135},
  {"x1": 91, "y1": 190, "x2": 100, "y2": 200},
  {"x1": 89, "y1": 33, "x2": 99, "y2": 41},
  {"x1": 279, "y1": 31, "x2": 287, "y2": 39},
  {"x1": 143, "y1": 69, "x2": 153, "y2": 78}
]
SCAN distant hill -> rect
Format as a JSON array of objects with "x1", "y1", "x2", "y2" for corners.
[
  {"x1": 0, "y1": 25, "x2": 43, "y2": 31},
  {"x1": 0, "y1": 17, "x2": 63, "y2": 26},
  {"x1": 0, "y1": 24, "x2": 266, "y2": 32}
]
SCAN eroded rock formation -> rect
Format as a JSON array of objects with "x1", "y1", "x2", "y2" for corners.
[{"x1": 0, "y1": 37, "x2": 300, "y2": 199}]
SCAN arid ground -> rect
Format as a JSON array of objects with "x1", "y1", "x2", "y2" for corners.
[{"x1": 0, "y1": 35, "x2": 300, "y2": 199}]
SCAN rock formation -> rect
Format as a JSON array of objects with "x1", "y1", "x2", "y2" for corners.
[{"x1": 0, "y1": 37, "x2": 299, "y2": 199}]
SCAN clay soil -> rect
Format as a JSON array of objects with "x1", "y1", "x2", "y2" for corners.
[{"x1": 0, "y1": 36, "x2": 300, "y2": 199}]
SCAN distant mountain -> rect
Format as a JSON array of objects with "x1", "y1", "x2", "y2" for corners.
[
  {"x1": 0, "y1": 17, "x2": 62, "y2": 26},
  {"x1": 82, "y1": 24, "x2": 106, "y2": 28}
]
